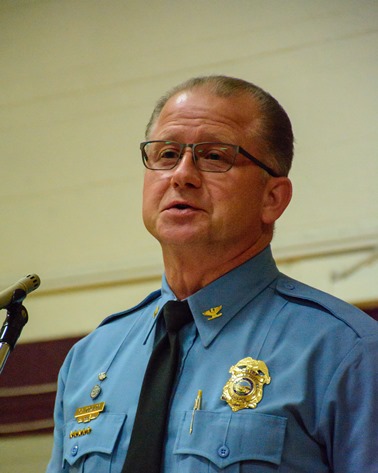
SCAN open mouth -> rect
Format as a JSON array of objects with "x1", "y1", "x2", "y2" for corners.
[
  {"x1": 174, "y1": 204, "x2": 191, "y2": 210},
  {"x1": 165, "y1": 200, "x2": 200, "y2": 213}
]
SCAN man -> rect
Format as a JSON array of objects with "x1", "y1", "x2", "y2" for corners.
[{"x1": 47, "y1": 76, "x2": 378, "y2": 472}]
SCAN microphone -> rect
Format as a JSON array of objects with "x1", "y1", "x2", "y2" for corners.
[
  {"x1": 0, "y1": 274, "x2": 41, "y2": 310},
  {"x1": 0, "y1": 274, "x2": 40, "y2": 374}
]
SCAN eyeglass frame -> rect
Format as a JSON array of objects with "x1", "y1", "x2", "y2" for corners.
[{"x1": 140, "y1": 140, "x2": 280, "y2": 177}]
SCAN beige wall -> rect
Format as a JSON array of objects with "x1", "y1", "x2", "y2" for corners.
[{"x1": 0, "y1": 0, "x2": 377, "y2": 470}]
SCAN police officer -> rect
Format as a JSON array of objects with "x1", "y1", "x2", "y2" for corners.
[{"x1": 47, "y1": 76, "x2": 378, "y2": 472}]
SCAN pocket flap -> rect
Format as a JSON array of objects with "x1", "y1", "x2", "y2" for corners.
[
  {"x1": 174, "y1": 410, "x2": 287, "y2": 468},
  {"x1": 63, "y1": 413, "x2": 126, "y2": 466}
]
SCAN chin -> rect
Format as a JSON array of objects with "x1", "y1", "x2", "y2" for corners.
[{"x1": 158, "y1": 229, "x2": 207, "y2": 247}]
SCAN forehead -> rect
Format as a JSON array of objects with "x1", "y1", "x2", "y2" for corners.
[{"x1": 149, "y1": 88, "x2": 261, "y2": 143}]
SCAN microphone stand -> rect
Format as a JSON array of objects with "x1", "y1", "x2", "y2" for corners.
[{"x1": 0, "y1": 289, "x2": 29, "y2": 375}]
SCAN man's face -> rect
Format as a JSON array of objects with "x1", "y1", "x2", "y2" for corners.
[{"x1": 142, "y1": 88, "x2": 279, "y2": 255}]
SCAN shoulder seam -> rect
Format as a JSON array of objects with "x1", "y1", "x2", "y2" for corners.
[
  {"x1": 275, "y1": 274, "x2": 373, "y2": 338},
  {"x1": 98, "y1": 289, "x2": 161, "y2": 327}
]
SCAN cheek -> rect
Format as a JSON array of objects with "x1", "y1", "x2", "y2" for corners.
[
  {"x1": 142, "y1": 174, "x2": 166, "y2": 217},
  {"x1": 142, "y1": 176, "x2": 155, "y2": 220},
  {"x1": 224, "y1": 179, "x2": 266, "y2": 221}
]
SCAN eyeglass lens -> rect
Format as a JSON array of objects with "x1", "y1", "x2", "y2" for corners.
[{"x1": 143, "y1": 141, "x2": 236, "y2": 172}]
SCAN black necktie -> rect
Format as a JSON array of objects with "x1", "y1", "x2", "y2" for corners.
[{"x1": 122, "y1": 300, "x2": 193, "y2": 473}]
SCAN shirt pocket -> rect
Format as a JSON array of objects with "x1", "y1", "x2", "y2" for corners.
[
  {"x1": 63, "y1": 412, "x2": 126, "y2": 473},
  {"x1": 173, "y1": 410, "x2": 287, "y2": 473}
]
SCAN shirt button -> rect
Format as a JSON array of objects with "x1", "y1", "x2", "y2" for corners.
[
  {"x1": 71, "y1": 444, "x2": 79, "y2": 456},
  {"x1": 218, "y1": 445, "x2": 230, "y2": 458}
]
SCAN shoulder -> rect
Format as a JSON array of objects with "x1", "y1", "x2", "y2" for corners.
[
  {"x1": 60, "y1": 289, "x2": 162, "y2": 366},
  {"x1": 98, "y1": 289, "x2": 161, "y2": 327},
  {"x1": 275, "y1": 273, "x2": 377, "y2": 338}
]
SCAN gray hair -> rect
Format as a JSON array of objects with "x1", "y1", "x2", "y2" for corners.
[{"x1": 145, "y1": 75, "x2": 294, "y2": 176}]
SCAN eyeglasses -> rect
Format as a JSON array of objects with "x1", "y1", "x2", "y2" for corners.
[{"x1": 140, "y1": 141, "x2": 280, "y2": 176}]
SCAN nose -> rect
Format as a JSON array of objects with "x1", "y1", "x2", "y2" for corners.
[{"x1": 170, "y1": 148, "x2": 202, "y2": 188}]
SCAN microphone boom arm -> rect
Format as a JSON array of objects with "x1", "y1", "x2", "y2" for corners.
[{"x1": 0, "y1": 289, "x2": 29, "y2": 375}]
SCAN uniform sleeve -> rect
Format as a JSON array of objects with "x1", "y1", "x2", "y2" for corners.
[
  {"x1": 319, "y1": 334, "x2": 378, "y2": 472},
  {"x1": 45, "y1": 356, "x2": 70, "y2": 472}
]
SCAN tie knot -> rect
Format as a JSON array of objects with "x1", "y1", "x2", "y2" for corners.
[{"x1": 163, "y1": 300, "x2": 193, "y2": 333}]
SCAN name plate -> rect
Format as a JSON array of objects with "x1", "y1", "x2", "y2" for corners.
[{"x1": 74, "y1": 401, "x2": 105, "y2": 423}]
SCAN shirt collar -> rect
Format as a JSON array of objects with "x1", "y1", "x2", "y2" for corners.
[{"x1": 161, "y1": 245, "x2": 279, "y2": 347}]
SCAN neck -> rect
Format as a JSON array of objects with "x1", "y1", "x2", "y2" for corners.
[{"x1": 161, "y1": 239, "x2": 271, "y2": 300}]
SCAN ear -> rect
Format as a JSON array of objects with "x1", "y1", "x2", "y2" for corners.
[{"x1": 261, "y1": 177, "x2": 292, "y2": 225}]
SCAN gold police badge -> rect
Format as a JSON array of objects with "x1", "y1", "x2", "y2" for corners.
[{"x1": 221, "y1": 357, "x2": 271, "y2": 411}]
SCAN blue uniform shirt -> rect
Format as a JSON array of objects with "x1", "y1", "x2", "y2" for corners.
[{"x1": 47, "y1": 246, "x2": 378, "y2": 472}]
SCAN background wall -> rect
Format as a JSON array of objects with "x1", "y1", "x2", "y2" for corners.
[{"x1": 0, "y1": 0, "x2": 377, "y2": 471}]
